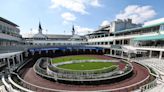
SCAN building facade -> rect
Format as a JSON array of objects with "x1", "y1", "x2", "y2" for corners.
[
  {"x1": 0, "y1": 17, "x2": 22, "y2": 46},
  {"x1": 87, "y1": 18, "x2": 164, "y2": 59}
]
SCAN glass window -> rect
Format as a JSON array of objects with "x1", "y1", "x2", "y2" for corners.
[
  {"x1": 0, "y1": 25, "x2": 2, "y2": 30},
  {"x1": 160, "y1": 24, "x2": 164, "y2": 31}
]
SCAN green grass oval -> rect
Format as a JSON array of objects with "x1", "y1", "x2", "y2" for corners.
[
  {"x1": 51, "y1": 55, "x2": 99, "y2": 63},
  {"x1": 58, "y1": 62, "x2": 114, "y2": 70}
]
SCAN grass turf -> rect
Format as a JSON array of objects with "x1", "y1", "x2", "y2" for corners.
[
  {"x1": 51, "y1": 55, "x2": 115, "y2": 70},
  {"x1": 51, "y1": 55, "x2": 99, "y2": 63},
  {"x1": 58, "y1": 62, "x2": 114, "y2": 70}
]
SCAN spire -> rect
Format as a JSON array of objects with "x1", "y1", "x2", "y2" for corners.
[
  {"x1": 72, "y1": 25, "x2": 75, "y2": 35},
  {"x1": 38, "y1": 22, "x2": 42, "y2": 34}
]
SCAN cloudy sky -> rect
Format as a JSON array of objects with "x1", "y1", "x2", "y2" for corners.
[{"x1": 0, "y1": 0, "x2": 163, "y2": 37}]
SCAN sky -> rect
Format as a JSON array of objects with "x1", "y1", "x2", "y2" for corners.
[{"x1": 0, "y1": 0, "x2": 164, "y2": 37}]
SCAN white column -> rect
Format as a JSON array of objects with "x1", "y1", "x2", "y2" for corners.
[
  {"x1": 122, "y1": 40, "x2": 124, "y2": 45},
  {"x1": 149, "y1": 50, "x2": 152, "y2": 58},
  {"x1": 110, "y1": 49, "x2": 112, "y2": 55},
  {"x1": 63, "y1": 49, "x2": 66, "y2": 53},
  {"x1": 102, "y1": 49, "x2": 105, "y2": 53},
  {"x1": 113, "y1": 40, "x2": 116, "y2": 45},
  {"x1": 128, "y1": 53, "x2": 131, "y2": 61},
  {"x1": 114, "y1": 50, "x2": 116, "y2": 56},
  {"x1": 3, "y1": 58, "x2": 6, "y2": 64},
  {"x1": 39, "y1": 51, "x2": 41, "y2": 54},
  {"x1": 21, "y1": 54, "x2": 23, "y2": 62},
  {"x1": 17, "y1": 55, "x2": 21, "y2": 63},
  {"x1": 121, "y1": 51, "x2": 124, "y2": 58},
  {"x1": 159, "y1": 51, "x2": 163, "y2": 59},
  {"x1": 7, "y1": 58, "x2": 11, "y2": 71},
  {"x1": 25, "y1": 52, "x2": 28, "y2": 57},
  {"x1": 16, "y1": 55, "x2": 21, "y2": 64},
  {"x1": 46, "y1": 50, "x2": 48, "y2": 53},
  {"x1": 53, "y1": 50, "x2": 56, "y2": 53},
  {"x1": 96, "y1": 49, "x2": 99, "y2": 53},
  {"x1": 32, "y1": 51, "x2": 34, "y2": 55},
  {"x1": 12, "y1": 57, "x2": 15, "y2": 66}
]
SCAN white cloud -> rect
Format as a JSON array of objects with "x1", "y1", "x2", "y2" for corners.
[
  {"x1": 100, "y1": 20, "x2": 110, "y2": 27},
  {"x1": 50, "y1": 0, "x2": 102, "y2": 14},
  {"x1": 75, "y1": 26, "x2": 94, "y2": 35},
  {"x1": 116, "y1": 5, "x2": 157, "y2": 24},
  {"x1": 61, "y1": 12, "x2": 76, "y2": 23},
  {"x1": 90, "y1": 0, "x2": 101, "y2": 7}
]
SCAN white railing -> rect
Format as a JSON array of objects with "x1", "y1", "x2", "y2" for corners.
[{"x1": 8, "y1": 75, "x2": 33, "y2": 92}]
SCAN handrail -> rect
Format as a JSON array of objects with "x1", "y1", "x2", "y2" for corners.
[
  {"x1": 8, "y1": 75, "x2": 33, "y2": 92},
  {"x1": 1, "y1": 76, "x2": 11, "y2": 91},
  {"x1": 132, "y1": 60, "x2": 158, "y2": 91},
  {"x1": 10, "y1": 72, "x2": 72, "y2": 92},
  {"x1": 16, "y1": 58, "x2": 33, "y2": 72},
  {"x1": 38, "y1": 58, "x2": 133, "y2": 81}
]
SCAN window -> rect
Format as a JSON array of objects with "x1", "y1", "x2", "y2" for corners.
[
  {"x1": 0, "y1": 25, "x2": 2, "y2": 30},
  {"x1": 160, "y1": 24, "x2": 164, "y2": 31}
]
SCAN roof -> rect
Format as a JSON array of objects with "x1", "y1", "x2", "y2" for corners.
[
  {"x1": 0, "y1": 51, "x2": 23, "y2": 59},
  {"x1": 114, "y1": 22, "x2": 164, "y2": 34},
  {"x1": 33, "y1": 33, "x2": 47, "y2": 38},
  {"x1": 0, "y1": 17, "x2": 18, "y2": 27},
  {"x1": 133, "y1": 34, "x2": 164, "y2": 41},
  {"x1": 46, "y1": 34, "x2": 72, "y2": 39}
]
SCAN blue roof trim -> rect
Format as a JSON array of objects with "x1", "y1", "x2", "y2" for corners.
[{"x1": 28, "y1": 46, "x2": 104, "y2": 52}]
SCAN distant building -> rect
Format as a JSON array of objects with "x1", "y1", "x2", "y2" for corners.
[{"x1": 110, "y1": 19, "x2": 142, "y2": 33}]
